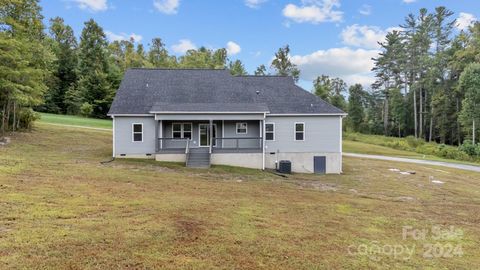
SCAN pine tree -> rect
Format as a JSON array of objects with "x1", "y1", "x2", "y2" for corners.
[
  {"x1": 77, "y1": 19, "x2": 112, "y2": 118},
  {"x1": 459, "y1": 63, "x2": 480, "y2": 144},
  {"x1": 347, "y1": 84, "x2": 366, "y2": 132},
  {"x1": 271, "y1": 45, "x2": 300, "y2": 82},
  {"x1": 0, "y1": 0, "x2": 53, "y2": 133},
  {"x1": 45, "y1": 17, "x2": 78, "y2": 114},
  {"x1": 254, "y1": 65, "x2": 267, "y2": 75},
  {"x1": 313, "y1": 75, "x2": 331, "y2": 100},
  {"x1": 428, "y1": 7, "x2": 455, "y2": 143},
  {"x1": 148, "y1": 38, "x2": 174, "y2": 67},
  {"x1": 372, "y1": 31, "x2": 404, "y2": 135},
  {"x1": 228, "y1": 60, "x2": 248, "y2": 76},
  {"x1": 329, "y1": 78, "x2": 347, "y2": 110}
]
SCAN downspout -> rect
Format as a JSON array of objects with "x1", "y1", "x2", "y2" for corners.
[
  {"x1": 262, "y1": 113, "x2": 266, "y2": 170},
  {"x1": 340, "y1": 115, "x2": 344, "y2": 174},
  {"x1": 111, "y1": 115, "x2": 115, "y2": 157}
]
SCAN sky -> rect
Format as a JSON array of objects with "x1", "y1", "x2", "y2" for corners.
[{"x1": 39, "y1": 0, "x2": 480, "y2": 91}]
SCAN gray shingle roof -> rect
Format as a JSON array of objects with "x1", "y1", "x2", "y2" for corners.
[{"x1": 107, "y1": 68, "x2": 345, "y2": 115}]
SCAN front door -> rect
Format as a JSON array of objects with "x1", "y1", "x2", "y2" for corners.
[{"x1": 199, "y1": 124, "x2": 216, "y2": 147}]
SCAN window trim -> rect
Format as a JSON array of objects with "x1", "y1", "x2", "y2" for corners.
[
  {"x1": 294, "y1": 122, "x2": 305, "y2": 141},
  {"x1": 171, "y1": 122, "x2": 193, "y2": 140},
  {"x1": 265, "y1": 122, "x2": 275, "y2": 141},
  {"x1": 236, "y1": 122, "x2": 248, "y2": 135},
  {"x1": 132, "y1": 123, "x2": 143, "y2": 142}
]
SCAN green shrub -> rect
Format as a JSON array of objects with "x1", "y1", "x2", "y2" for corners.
[
  {"x1": 80, "y1": 102, "x2": 93, "y2": 117},
  {"x1": 459, "y1": 140, "x2": 477, "y2": 156},
  {"x1": 406, "y1": 136, "x2": 425, "y2": 148},
  {"x1": 18, "y1": 108, "x2": 40, "y2": 130},
  {"x1": 416, "y1": 143, "x2": 439, "y2": 156},
  {"x1": 344, "y1": 132, "x2": 479, "y2": 163}
]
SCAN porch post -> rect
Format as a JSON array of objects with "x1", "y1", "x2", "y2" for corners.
[
  {"x1": 222, "y1": 120, "x2": 225, "y2": 149},
  {"x1": 155, "y1": 120, "x2": 159, "y2": 152},
  {"x1": 159, "y1": 120, "x2": 163, "y2": 150},
  {"x1": 259, "y1": 120, "x2": 262, "y2": 149},
  {"x1": 209, "y1": 119, "x2": 213, "y2": 153}
]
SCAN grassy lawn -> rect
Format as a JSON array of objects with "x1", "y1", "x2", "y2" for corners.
[
  {"x1": 0, "y1": 122, "x2": 479, "y2": 269},
  {"x1": 38, "y1": 112, "x2": 112, "y2": 129},
  {"x1": 343, "y1": 140, "x2": 480, "y2": 166}
]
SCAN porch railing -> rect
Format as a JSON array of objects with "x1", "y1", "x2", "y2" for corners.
[
  {"x1": 157, "y1": 138, "x2": 190, "y2": 152},
  {"x1": 157, "y1": 137, "x2": 263, "y2": 153},
  {"x1": 213, "y1": 137, "x2": 263, "y2": 152}
]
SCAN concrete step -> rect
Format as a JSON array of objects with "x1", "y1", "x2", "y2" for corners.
[
  {"x1": 189, "y1": 148, "x2": 209, "y2": 153},
  {"x1": 186, "y1": 151, "x2": 211, "y2": 168},
  {"x1": 188, "y1": 155, "x2": 210, "y2": 159}
]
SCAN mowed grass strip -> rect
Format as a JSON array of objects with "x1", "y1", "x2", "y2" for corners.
[
  {"x1": 343, "y1": 139, "x2": 480, "y2": 166},
  {"x1": 38, "y1": 112, "x2": 112, "y2": 129},
  {"x1": 0, "y1": 124, "x2": 479, "y2": 269}
]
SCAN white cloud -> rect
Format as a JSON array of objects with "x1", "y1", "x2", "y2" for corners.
[
  {"x1": 226, "y1": 41, "x2": 241, "y2": 55},
  {"x1": 403, "y1": 0, "x2": 416, "y2": 3},
  {"x1": 456, "y1": 12, "x2": 477, "y2": 31},
  {"x1": 153, "y1": 0, "x2": 180, "y2": 14},
  {"x1": 105, "y1": 31, "x2": 143, "y2": 43},
  {"x1": 171, "y1": 39, "x2": 197, "y2": 54},
  {"x1": 358, "y1": 4, "x2": 371, "y2": 16},
  {"x1": 245, "y1": 0, "x2": 267, "y2": 9},
  {"x1": 341, "y1": 24, "x2": 401, "y2": 49},
  {"x1": 282, "y1": 0, "x2": 343, "y2": 24},
  {"x1": 73, "y1": 0, "x2": 108, "y2": 12},
  {"x1": 341, "y1": 25, "x2": 384, "y2": 49},
  {"x1": 291, "y1": 47, "x2": 380, "y2": 86}
]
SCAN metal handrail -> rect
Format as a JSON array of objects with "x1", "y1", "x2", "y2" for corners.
[
  {"x1": 209, "y1": 137, "x2": 213, "y2": 154},
  {"x1": 185, "y1": 139, "x2": 190, "y2": 154}
]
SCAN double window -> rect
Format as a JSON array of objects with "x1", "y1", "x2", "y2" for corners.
[
  {"x1": 295, "y1": 122, "x2": 305, "y2": 141},
  {"x1": 172, "y1": 123, "x2": 192, "y2": 139},
  {"x1": 236, "y1": 122, "x2": 248, "y2": 134},
  {"x1": 265, "y1": 123, "x2": 275, "y2": 141},
  {"x1": 132, "y1": 123, "x2": 143, "y2": 142}
]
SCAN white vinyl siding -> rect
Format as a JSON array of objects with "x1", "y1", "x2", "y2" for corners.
[{"x1": 264, "y1": 116, "x2": 341, "y2": 153}]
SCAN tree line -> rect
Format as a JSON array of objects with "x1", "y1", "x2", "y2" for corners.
[
  {"x1": 316, "y1": 7, "x2": 480, "y2": 148},
  {"x1": 0, "y1": 0, "x2": 300, "y2": 135},
  {"x1": 342, "y1": 7, "x2": 480, "y2": 148}
]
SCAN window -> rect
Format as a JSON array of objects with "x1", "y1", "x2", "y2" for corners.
[
  {"x1": 183, "y1": 123, "x2": 192, "y2": 139},
  {"x1": 265, "y1": 123, "x2": 275, "y2": 141},
  {"x1": 132, "y1": 123, "x2": 143, "y2": 142},
  {"x1": 295, "y1": 122, "x2": 305, "y2": 141},
  {"x1": 172, "y1": 123, "x2": 192, "y2": 139},
  {"x1": 236, "y1": 122, "x2": 247, "y2": 134}
]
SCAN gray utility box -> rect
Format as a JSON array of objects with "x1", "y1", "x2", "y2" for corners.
[{"x1": 278, "y1": 160, "x2": 292, "y2": 174}]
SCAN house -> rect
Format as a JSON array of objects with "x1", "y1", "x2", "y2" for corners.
[{"x1": 107, "y1": 68, "x2": 346, "y2": 174}]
